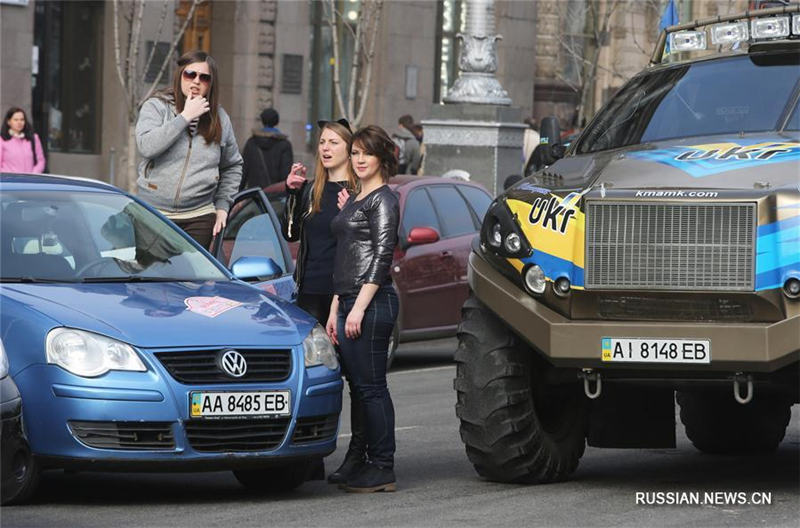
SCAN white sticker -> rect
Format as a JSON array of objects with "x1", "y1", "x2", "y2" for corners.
[{"x1": 184, "y1": 296, "x2": 243, "y2": 318}]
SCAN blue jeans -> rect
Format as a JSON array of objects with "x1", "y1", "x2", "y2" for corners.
[{"x1": 337, "y1": 286, "x2": 399, "y2": 468}]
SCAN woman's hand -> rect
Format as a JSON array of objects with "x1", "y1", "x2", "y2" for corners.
[
  {"x1": 344, "y1": 307, "x2": 364, "y2": 340},
  {"x1": 181, "y1": 94, "x2": 210, "y2": 122},
  {"x1": 337, "y1": 188, "x2": 350, "y2": 210},
  {"x1": 326, "y1": 296, "x2": 339, "y2": 345},
  {"x1": 212, "y1": 209, "x2": 228, "y2": 237},
  {"x1": 286, "y1": 163, "x2": 307, "y2": 190}
]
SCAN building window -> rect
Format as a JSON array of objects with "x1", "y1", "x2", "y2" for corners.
[
  {"x1": 177, "y1": 0, "x2": 212, "y2": 54},
  {"x1": 434, "y1": 0, "x2": 463, "y2": 103},
  {"x1": 32, "y1": 1, "x2": 103, "y2": 155}
]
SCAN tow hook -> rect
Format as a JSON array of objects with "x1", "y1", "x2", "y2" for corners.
[
  {"x1": 579, "y1": 369, "x2": 602, "y2": 399},
  {"x1": 733, "y1": 372, "x2": 753, "y2": 405}
]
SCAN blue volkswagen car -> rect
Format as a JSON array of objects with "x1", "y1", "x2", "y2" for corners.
[{"x1": 0, "y1": 173, "x2": 342, "y2": 504}]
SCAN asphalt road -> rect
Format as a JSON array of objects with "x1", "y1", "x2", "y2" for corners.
[{"x1": 4, "y1": 339, "x2": 799, "y2": 528}]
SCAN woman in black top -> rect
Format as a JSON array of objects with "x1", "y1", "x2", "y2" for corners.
[
  {"x1": 327, "y1": 125, "x2": 400, "y2": 493},
  {"x1": 281, "y1": 119, "x2": 355, "y2": 324}
]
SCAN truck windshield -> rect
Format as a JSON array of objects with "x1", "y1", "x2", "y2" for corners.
[{"x1": 576, "y1": 52, "x2": 800, "y2": 154}]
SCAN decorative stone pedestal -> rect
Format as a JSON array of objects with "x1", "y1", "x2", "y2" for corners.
[{"x1": 422, "y1": 104, "x2": 525, "y2": 196}]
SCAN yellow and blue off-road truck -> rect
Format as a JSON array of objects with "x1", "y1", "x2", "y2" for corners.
[{"x1": 455, "y1": 5, "x2": 800, "y2": 483}]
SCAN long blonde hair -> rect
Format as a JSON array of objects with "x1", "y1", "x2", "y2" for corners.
[{"x1": 310, "y1": 122, "x2": 356, "y2": 214}]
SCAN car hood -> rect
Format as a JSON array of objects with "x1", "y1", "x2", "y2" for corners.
[
  {"x1": 543, "y1": 132, "x2": 800, "y2": 191},
  {"x1": 1, "y1": 281, "x2": 313, "y2": 348}
]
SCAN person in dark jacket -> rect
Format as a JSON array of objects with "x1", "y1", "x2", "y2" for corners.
[
  {"x1": 326, "y1": 125, "x2": 400, "y2": 493},
  {"x1": 240, "y1": 108, "x2": 293, "y2": 190}
]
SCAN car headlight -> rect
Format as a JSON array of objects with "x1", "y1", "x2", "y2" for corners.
[
  {"x1": 0, "y1": 339, "x2": 8, "y2": 379},
  {"x1": 46, "y1": 328, "x2": 146, "y2": 377},
  {"x1": 303, "y1": 324, "x2": 339, "y2": 370}
]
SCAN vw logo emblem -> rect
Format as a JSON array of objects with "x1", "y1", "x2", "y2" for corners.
[{"x1": 219, "y1": 350, "x2": 247, "y2": 378}]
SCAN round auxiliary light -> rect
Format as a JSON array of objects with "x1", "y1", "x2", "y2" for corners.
[
  {"x1": 504, "y1": 233, "x2": 521, "y2": 254},
  {"x1": 554, "y1": 277, "x2": 571, "y2": 297},
  {"x1": 524, "y1": 265, "x2": 546, "y2": 294},
  {"x1": 783, "y1": 278, "x2": 800, "y2": 299},
  {"x1": 490, "y1": 222, "x2": 502, "y2": 247}
]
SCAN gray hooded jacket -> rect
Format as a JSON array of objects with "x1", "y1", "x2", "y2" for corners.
[{"x1": 136, "y1": 96, "x2": 243, "y2": 213}]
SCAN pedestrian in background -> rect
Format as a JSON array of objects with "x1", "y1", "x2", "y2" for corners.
[
  {"x1": 240, "y1": 107, "x2": 293, "y2": 191},
  {"x1": 1, "y1": 107, "x2": 45, "y2": 174},
  {"x1": 327, "y1": 125, "x2": 400, "y2": 493},
  {"x1": 392, "y1": 114, "x2": 421, "y2": 175},
  {"x1": 135, "y1": 50, "x2": 242, "y2": 250}
]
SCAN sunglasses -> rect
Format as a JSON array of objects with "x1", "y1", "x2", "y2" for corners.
[{"x1": 182, "y1": 69, "x2": 211, "y2": 83}]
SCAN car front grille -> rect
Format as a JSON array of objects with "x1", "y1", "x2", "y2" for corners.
[
  {"x1": 292, "y1": 414, "x2": 339, "y2": 444},
  {"x1": 155, "y1": 349, "x2": 292, "y2": 384},
  {"x1": 585, "y1": 202, "x2": 755, "y2": 291},
  {"x1": 68, "y1": 421, "x2": 175, "y2": 450},
  {"x1": 184, "y1": 417, "x2": 290, "y2": 452}
]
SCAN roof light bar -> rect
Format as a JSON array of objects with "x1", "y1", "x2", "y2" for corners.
[
  {"x1": 669, "y1": 31, "x2": 707, "y2": 52},
  {"x1": 793, "y1": 14, "x2": 800, "y2": 35},
  {"x1": 710, "y1": 21, "x2": 749, "y2": 45},
  {"x1": 751, "y1": 16, "x2": 790, "y2": 39}
]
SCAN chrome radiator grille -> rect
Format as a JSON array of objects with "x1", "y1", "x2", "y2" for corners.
[{"x1": 585, "y1": 202, "x2": 755, "y2": 291}]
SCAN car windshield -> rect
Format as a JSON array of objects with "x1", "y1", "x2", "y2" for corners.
[
  {"x1": 576, "y1": 52, "x2": 800, "y2": 154},
  {"x1": 0, "y1": 190, "x2": 228, "y2": 282}
]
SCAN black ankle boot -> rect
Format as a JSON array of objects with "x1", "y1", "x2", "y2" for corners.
[
  {"x1": 327, "y1": 453, "x2": 365, "y2": 484},
  {"x1": 343, "y1": 462, "x2": 396, "y2": 493}
]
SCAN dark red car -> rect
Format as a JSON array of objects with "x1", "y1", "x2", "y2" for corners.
[{"x1": 266, "y1": 176, "x2": 492, "y2": 365}]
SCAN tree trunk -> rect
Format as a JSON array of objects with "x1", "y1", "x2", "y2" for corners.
[{"x1": 125, "y1": 122, "x2": 138, "y2": 194}]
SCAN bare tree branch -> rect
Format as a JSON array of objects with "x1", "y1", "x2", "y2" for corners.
[
  {"x1": 354, "y1": 0, "x2": 383, "y2": 127},
  {"x1": 326, "y1": 0, "x2": 349, "y2": 121},
  {"x1": 142, "y1": 0, "x2": 171, "y2": 84},
  {"x1": 142, "y1": 0, "x2": 203, "y2": 102},
  {"x1": 128, "y1": 0, "x2": 145, "y2": 110},
  {"x1": 112, "y1": 0, "x2": 132, "y2": 115}
]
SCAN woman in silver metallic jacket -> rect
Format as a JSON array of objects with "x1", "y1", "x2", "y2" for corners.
[{"x1": 327, "y1": 125, "x2": 400, "y2": 493}]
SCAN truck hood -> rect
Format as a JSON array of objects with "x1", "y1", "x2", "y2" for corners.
[
  {"x1": 544, "y1": 132, "x2": 800, "y2": 192},
  {"x1": 0, "y1": 281, "x2": 313, "y2": 348}
]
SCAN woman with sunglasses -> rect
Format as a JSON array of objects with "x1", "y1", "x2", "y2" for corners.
[
  {"x1": 326, "y1": 125, "x2": 400, "y2": 493},
  {"x1": 135, "y1": 50, "x2": 242, "y2": 249}
]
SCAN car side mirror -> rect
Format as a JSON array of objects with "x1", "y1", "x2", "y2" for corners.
[
  {"x1": 406, "y1": 226, "x2": 440, "y2": 247},
  {"x1": 230, "y1": 256, "x2": 283, "y2": 282},
  {"x1": 550, "y1": 143, "x2": 567, "y2": 160}
]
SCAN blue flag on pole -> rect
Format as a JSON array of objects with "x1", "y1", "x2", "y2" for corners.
[{"x1": 659, "y1": 0, "x2": 680, "y2": 54}]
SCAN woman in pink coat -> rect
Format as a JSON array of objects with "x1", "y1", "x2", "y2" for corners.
[{"x1": 1, "y1": 107, "x2": 46, "y2": 174}]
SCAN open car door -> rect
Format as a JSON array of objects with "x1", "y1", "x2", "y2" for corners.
[{"x1": 211, "y1": 187, "x2": 296, "y2": 301}]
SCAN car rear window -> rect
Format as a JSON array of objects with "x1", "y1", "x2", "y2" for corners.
[{"x1": 457, "y1": 185, "x2": 491, "y2": 223}]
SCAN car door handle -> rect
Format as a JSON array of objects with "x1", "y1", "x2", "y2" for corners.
[{"x1": 441, "y1": 251, "x2": 452, "y2": 257}]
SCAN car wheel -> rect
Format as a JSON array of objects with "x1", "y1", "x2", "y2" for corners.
[
  {"x1": 233, "y1": 460, "x2": 310, "y2": 493},
  {"x1": 1, "y1": 443, "x2": 39, "y2": 505},
  {"x1": 387, "y1": 324, "x2": 399, "y2": 370},
  {"x1": 677, "y1": 390, "x2": 791, "y2": 454},
  {"x1": 454, "y1": 295, "x2": 587, "y2": 484}
]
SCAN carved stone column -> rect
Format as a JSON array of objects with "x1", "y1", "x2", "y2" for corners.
[{"x1": 443, "y1": 0, "x2": 511, "y2": 106}]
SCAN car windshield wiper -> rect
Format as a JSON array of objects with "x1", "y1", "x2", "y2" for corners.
[
  {"x1": 78, "y1": 276, "x2": 186, "y2": 283},
  {"x1": 0, "y1": 277, "x2": 82, "y2": 283}
]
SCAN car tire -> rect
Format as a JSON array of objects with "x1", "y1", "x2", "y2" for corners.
[
  {"x1": 677, "y1": 390, "x2": 791, "y2": 454},
  {"x1": 454, "y1": 295, "x2": 587, "y2": 484},
  {"x1": 387, "y1": 324, "x2": 399, "y2": 370},
  {"x1": 233, "y1": 460, "x2": 310, "y2": 493},
  {"x1": 1, "y1": 443, "x2": 39, "y2": 505}
]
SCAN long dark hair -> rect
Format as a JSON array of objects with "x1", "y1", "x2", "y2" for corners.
[
  {"x1": 350, "y1": 125, "x2": 398, "y2": 182},
  {"x1": 170, "y1": 50, "x2": 222, "y2": 145},
  {"x1": 1, "y1": 107, "x2": 38, "y2": 165}
]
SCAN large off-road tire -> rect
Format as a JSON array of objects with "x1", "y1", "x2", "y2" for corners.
[
  {"x1": 677, "y1": 390, "x2": 792, "y2": 454},
  {"x1": 454, "y1": 295, "x2": 587, "y2": 483},
  {"x1": 233, "y1": 460, "x2": 310, "y2": 493}
]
